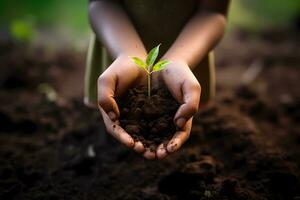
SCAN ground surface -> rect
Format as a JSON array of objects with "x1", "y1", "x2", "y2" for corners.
[{"x1": 0, "y1": 31, "x2": 300, "y2": 200}]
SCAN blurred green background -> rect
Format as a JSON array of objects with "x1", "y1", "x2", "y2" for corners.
[{"x1": 0, "y1": 0, "x2": 299, "y2": 44}]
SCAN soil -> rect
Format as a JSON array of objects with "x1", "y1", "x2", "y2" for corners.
[
  {"x1": 118, "y1": 87, "x2": 179, "y2": 151},
  {"x1": 0, "y1": 30, "x2": 300, "y2": 200}
]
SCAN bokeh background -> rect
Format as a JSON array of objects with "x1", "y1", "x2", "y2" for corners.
[
  {"x1": 1, "y1": 0, "x2": 299, "y2": 98},
  {"x1": 1, "y1": 1, "x2": 300, "y2": 199},
  {"x1": 0, "y1": 0, "x2": 299, "y2": 45}
]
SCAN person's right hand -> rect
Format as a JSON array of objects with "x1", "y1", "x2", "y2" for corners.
[{"x1": 97, "y1": 54, "x2": 147, "y2": 154}]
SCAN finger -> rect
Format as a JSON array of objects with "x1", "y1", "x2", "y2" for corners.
[
  {"x1": 133, "y1": 141, "x2": 145, "y2": 153},
  {"x1": 143, "y1": 150, "x2": 156, "y2": 160},
  {"x1": 97, "y1": 73, "x2": 120, "y2": 121},
  {"x1": 156, "y1": 143, "x2": 168, "y2": 159},
  {"x1": 167, "y1": 118, "x2": 192, "y2": 153},
  {"x1": 100, "y1": 108, "x2": 134, "y2": 148},
  {"x1": 174, "y1": 80, "x2": 201, "y2": 128}
]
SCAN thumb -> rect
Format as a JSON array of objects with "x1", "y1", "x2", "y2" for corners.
[{"x1": 174, "y1": 80, "x2": 201, "y2": 128}]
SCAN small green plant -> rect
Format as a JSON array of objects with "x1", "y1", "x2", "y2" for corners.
[{"x1": 131, "y1": 44, "x2": 170, "y2": 97}]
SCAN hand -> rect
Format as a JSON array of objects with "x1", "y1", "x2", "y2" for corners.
[
  {"x1": 152, "y1": 59, "x2": 201, "y2": 159},
  {"x1": 98, "y1": 56, "x2": 200, "y2": 160},
  {"x1": 97, "y1": 54, "x2": 147, "y2": 153}
]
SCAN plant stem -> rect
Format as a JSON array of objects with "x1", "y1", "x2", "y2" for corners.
[{"x1": 147, "y1": 73, "x2": 151, "y2": 97}]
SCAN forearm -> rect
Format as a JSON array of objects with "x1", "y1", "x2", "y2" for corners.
[
  {"x1": 88, "y1": 0, "x2": 147, "y2": 59},
  {"x1": 163, "y1": 4, "x2": 229, "y2": 69}
]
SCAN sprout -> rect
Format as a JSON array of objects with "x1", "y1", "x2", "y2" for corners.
[{"x1": 131, "y1": 44, "x2": 170, "y2": 97}]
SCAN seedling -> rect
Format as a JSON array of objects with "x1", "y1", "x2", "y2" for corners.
[{"x1": 131, "y1": 44, "x2": 170, "y2": 97}]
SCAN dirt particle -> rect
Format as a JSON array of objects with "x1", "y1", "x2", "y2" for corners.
[{"x1": 125, "y1": 124, "x2": 140, "y2": 135}]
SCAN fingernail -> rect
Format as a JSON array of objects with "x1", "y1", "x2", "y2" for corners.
[
  {"x1": 176, "y1": 117, "x2": 186, "y2": 129},
  {"x1": 108, "y1": 112, "x2": 117, "y2": 121}
]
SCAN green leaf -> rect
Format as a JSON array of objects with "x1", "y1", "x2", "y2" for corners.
[
  {"x1": 146, "y1": 44, "x2": 161, "y2": 68},
  {"x1": 131, "y1": 57, "x2": 147, "y2": 70},
  {"x1": 152, "y1": 60, "x2": 170, "y2": 72}
]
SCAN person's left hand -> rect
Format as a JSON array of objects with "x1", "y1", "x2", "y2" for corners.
[{"x1": 145, "y1": 59, "x2": 201, "y2": 159}]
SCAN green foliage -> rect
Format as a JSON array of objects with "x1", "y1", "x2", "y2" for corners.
[
  {"x1": 1, "y1": 0, "x2": 300, "y2": 43},
  {"x1": 228, "y1": 0, "x2": 300, "y2": 31},
  {"x1": 131, "y1": 44, "x2": 170, "y2": 97},
  {"x1": 153, "y1": 60, "x2": 170, "y2": 72},
  {"x1": 146, "y1": 44, "x2": 160, "y2": 68},
  {"x1": 10, "y1": 18, "x2": 36, "y2": 42},
  {"x1": 0, "y1": 0, "x2": 89, "y2": 40},
  {"x1": 132, "y1": 57, "x2": 147, "y2": 70},
  {"x1": 131, "y1": 44, "x2": 170, "y2": 74}
]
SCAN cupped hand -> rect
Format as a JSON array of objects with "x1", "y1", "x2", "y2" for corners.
[
  {"x1": 98, "y1": 56, "x2": 201, "y2": 160},
  {"x1": 97, "y1": 54, "x2": 147, "y2": 154},
  {"x1": 151, "y1": 59, "x2": 201, "y2": 159}
]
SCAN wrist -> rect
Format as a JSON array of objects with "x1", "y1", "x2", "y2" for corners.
[
  {"x1": 161, "y1": 55, "x2": 188, "y2": 66},
  {"x1": 160, "y1": 56, "x2": 190, "y2": 78},
  {"x1": 118, "y1": 52, "x2": 146, "y2": 61},
  {"x1": 118, "y1": 51, "x2": 147, "y2": 61}
]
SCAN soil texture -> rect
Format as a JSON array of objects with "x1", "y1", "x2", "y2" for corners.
[
  {"x1": 0, "y1": 31, "x2": 300, "y2": 200},
  {"x1": 118, "y1": 87, "x2": 179, "y2": 151}
]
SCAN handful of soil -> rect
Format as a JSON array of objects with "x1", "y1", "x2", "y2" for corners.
[{"x1": 118, "y1": 87, "x2": 179, "y2": 151}]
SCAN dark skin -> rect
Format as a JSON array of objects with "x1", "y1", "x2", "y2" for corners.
[{"x1": 89, "y1": 0, "x2": 230, "y2": 159}]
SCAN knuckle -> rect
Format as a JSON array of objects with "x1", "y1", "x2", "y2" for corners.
[
  {"x1": 127, "y1": 139, "x2": 135, "y2": 148},
  {"x1": 189, "y1": 103, "x2": 199, "y2": 114},
  {"x1": 192, "y1": 81, "x2": 201, "y2": 92},
  {"x1": 98, "y1": 94, "x2": 110, "y2": 108},
  {"x1": 97, "y1": 73, "x2": 108, "y2": 85},
  {"x1": 97, "y1": 75, "x2": 111, "y2": 108}
]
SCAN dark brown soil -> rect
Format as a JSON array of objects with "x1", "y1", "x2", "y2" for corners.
[
  {"x1": 118, "y1": 87, "x2": 179, "y2": 151},
  {"x1": 0, "y1": 30, "x2": 300, "y2": 200}
]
